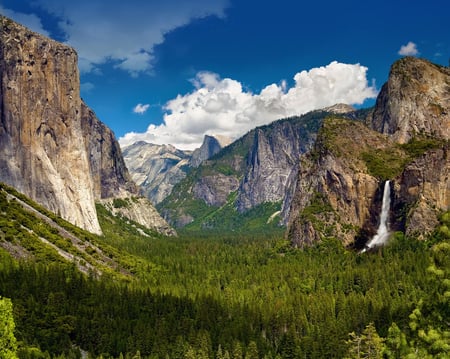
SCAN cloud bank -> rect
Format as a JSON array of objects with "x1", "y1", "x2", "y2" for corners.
[
  {"x1": 119, "y1": 62, "x2": 378, "y2": 150},
  {"x1": 7, "y1": 0, "x2": 229, "y2": 75},
  {"x1": 398, "y1": 41, "x2": 419, "y2": 56}
]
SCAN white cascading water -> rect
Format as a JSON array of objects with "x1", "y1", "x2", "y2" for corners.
[{"x1": 361, "y1": 180, "x2": 391, "y2": 253}]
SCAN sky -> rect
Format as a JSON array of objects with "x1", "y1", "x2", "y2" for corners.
[{"x1": 2, "y1": 0, "x2": 449, "y2": 150}]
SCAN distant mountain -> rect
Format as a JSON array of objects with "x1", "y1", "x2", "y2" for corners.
[
  {"x1": 122, "y1": 134, "x2": 232, "y2": 205},
  {"x1": 287, "y1": 57, "x2": 450, "y2": 248},
  {"x1": 189, "y1": 134, "x2": 233, "y2": 167},
  {"x1": 157, "y1": 106, "x2": 367, "y2": 231},
  {"x1": 0, "y1": 16, "x2": 173, "y2": 236},
  {"x1": 122, "y1": 142, "x2": 191, "y2": 204}
]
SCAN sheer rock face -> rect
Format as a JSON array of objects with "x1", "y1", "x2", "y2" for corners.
[
  {"x1": 393, "y1": 144, "x2": 450, "y2": 239},
  {"x1": 236, "y1": 122, "x2": 313, "y2": 212},
  {"x1": 237, "y1": 107, "x2": 355, "y2": 213},
  {"x1": 369, "y1": 57, "x2": 450, "y2": 143},
  {"x1": 286, "y1": 119, "x2": 386, "y2": 247},
  {"x1": 122, "y1": 142, "x2": 191, "y2": 204},
  {"x1": 0, "y1": 16, "x2": 101, "y2": 234},
  {"x1": 81, "y1": 102, "x2": 138, "y2": 200},
  {"x1": 193, "y1": 174, "x2": 240, "y2": 206},
  {"x1": 0, "y1": 16, "x2": 174, "y2": 236},
  {"x1": 287, "y1": 58, "x2": 450, "y2": 247}
]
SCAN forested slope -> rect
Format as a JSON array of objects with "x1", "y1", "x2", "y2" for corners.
[{"x1": 1, "y1": 183, "x2": 449, "y2": 358}]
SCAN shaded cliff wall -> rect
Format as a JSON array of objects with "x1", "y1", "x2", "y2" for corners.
[{"x1": 81, "y1": 102, "x2": 138, "y2": 200}]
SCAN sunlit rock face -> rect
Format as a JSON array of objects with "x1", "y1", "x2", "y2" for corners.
[
  {"x1": 0, "y1": 16, "x2": 174, "y2": 236},
  {"x1": 286, "y1": 119, "x2": 386, "y2": 248},
  {"x1": 369, "y1": 57, "x2": 450, "y2": 143},
  {"x1": 122, "y1": 141, "x2": 191, "y2": 205},
  {"x1": 393, "y1": 145, "x2": 450, "y2": 240},
  {"x1": 0, "y1": 15, "x2": 101, "y2": 234}
]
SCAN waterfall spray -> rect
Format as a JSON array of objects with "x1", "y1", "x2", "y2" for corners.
[{"x1": 361, "y1": 180, "x2": 391, "y2": 253}]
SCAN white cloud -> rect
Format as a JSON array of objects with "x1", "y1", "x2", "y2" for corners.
[
  {"x1": 119, "y1": 62, "x2": 378, "y2": 150},
  {"x1": 133, "y1": 103, "x2": 150, "y2": 115},
  {"x1": 23, "y1": 0, "x2": 229, "y2": 75},
  {"x1": 398, "y1": 41, "x2": 419, "y2": 56},
  {"x1": 0, "y1": 6, "x2": 50, "y2": 36}
]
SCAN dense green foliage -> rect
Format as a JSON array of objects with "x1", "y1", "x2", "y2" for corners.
[
  {"x1": 362, "y1": 136, "x2": 445, "y2": 180},
  {"x1": 0, "y1": 182, "x2": 449, "y2": 358},
  {"x1": 0, "y1": 296, "x2": 18, "y2": 359}
]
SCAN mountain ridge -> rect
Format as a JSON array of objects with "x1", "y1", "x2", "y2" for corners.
[{"x1": 157, "y1": 108, "x2": 365, "y2": 230}]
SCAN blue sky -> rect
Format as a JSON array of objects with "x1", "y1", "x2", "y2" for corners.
[{"x1": 2, "y1": 0, "x2": 449, "y2": 149}]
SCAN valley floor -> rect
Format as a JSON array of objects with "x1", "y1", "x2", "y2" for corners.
[{"x1": 0, "y1": 184, "x2": 449, "y2": 358}]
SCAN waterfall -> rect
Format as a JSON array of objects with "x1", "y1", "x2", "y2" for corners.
[{"x1": 362, "y1": 180, "x2": 391, "y2": 252}]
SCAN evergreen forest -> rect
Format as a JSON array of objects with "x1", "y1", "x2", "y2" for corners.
[{"x1": 0, "y1": 183, "x2": 449, "y2": 358}]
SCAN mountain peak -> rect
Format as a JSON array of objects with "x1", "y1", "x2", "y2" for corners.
[
  {"x1": 189, "y1": 134, "x2": 232, "y2": 167},
  {"x1": 370, "y1": 57, "x2": 450, "y2": 143},
  {"x1": 322, "y1": 103, "x2": 355, "y2": 114}
]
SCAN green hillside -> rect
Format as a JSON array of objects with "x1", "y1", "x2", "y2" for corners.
[{"x1": 0, "y1": 182, "x2": 449, "y2": 358}]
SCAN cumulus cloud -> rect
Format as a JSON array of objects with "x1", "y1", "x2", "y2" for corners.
[
  {"x1": 133, "y1": 103, "x2": 150, "y2": 115},
  {"x1": 398, "y1": 41, "x2": 419, "y2": 56},
  {"x1": 119, "y1": 61, "x2": 378, "y2": 150},
  {"x1": 19, "y1": 0, "x2": 229, "y2": 75},
  {"x1": 0, "y1": 6, "x2": 50, "y2": 36}
]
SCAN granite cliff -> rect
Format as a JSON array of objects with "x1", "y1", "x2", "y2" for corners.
[
  {"x1": 81, "y1": 101, "x2": 138, "y2": 200},
  {"x1": 369, "y1": 57, "x2": 450, "y2": 143},
  {"x1": 0, "y1": 16, "x2": 173, "y2": 235},
  {"x1": 287, "y1": 58, "x2": 449, "y2": 248},
  {"x1": 0, "y1": 16, "x2": 101, "y2": 234}
]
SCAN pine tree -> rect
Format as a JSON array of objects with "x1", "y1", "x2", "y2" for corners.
[
  {"x1": 245, "y1": 341, "x2": 259, "y2": 359},
  {"x1": 0, "y1": 297, "x2": 18, "y2": 359},
  {"x1": 345, "y1": 322, "x2": 384, "y2": 358},
  {"x1": 383, "y1": 322, "x2": 409, "y2": 359}
]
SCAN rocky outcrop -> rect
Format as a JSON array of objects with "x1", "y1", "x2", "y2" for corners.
[
  {"x1": 81, "y1": 104, "x2": 174, "y2": 233},
  {"x1": 100, "y1": 197, "x2": 176, "y2": 236},
  {"x1": 0, "y1": 16, "x2": 101, "y2": 234},
  {"x1": 193, "y1": 174, "x2": 239, "y2": 206},
  {"x1": 122, "y1": 141, "x2": 191, "y2": 204},
  {"x1": 237, "y1": 106, "x2": 358, "y2": 213},
  {"x1": 189, "y1": 134, "x2": 232, "y2": 167},
  {"x1": 287, "y1": 57, "x2": 450, "y2": 247},
  {"x1": 81, "y1": 102, "x2": 138, "y2": 199},
  {"x1": 369, "y1": 57, "x2": 450, "y2": 143},
  {"x1": 393, "y1": 144, "x2": 450, "y2": 239}
]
